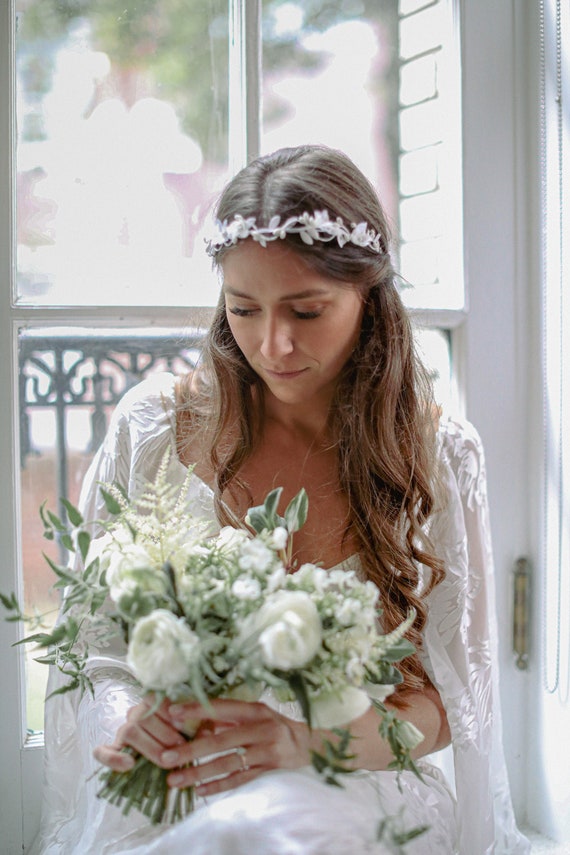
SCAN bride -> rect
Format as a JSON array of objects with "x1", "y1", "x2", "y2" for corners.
[{"x1": 37, "y1": 144, "x2": 529, "y2": 854}]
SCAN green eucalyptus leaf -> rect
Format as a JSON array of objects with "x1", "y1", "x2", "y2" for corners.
[
  {"x1": 284, "y1": 488, "x2": 309, "y2": 533},
  {"x1": 34, "y1": 654, "x2": 58, "y2": 665},
  {"x1": 289, "y1": 671, "x2": 312, "y2": 728},
  {"x1": 47, "y1": 510, "x2": 66, "y2": 532},
  {"x1": 60, "y1": 533, "x2": 75, "y2": 553},
  {"x1": 46, "y1": 679, "x2": 81, "y2": 698},
  {"x1": 77, "y1": 531, "x2": 94, "y2": 566},
  {"x1": 382, "y1": 639, "x2": 415, "y2": 662},
  {"x1": 60, "y1": 498, "x2": 84, "y2": 528},
  {"x1": 42, "y1": 554, "x2": 78, "y2": 586},
  {"x1": 99, "y1": 488, "x2": 122, "y2": 516},
  {"x1": 263, "y1": 487, "x2": 283, "y2": 523},
  {"x1": 0, "y1": 591, "x2": 19, "y2": 612},
  {"x1": 245, "y1": 507, "x2": 267, "y2": 534}
]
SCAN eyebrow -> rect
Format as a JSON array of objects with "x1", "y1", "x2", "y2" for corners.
[{"x1": 223, "y1": 286, "x2": 330, "y2": 301}]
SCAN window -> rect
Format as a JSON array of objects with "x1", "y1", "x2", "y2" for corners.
[{"x1": 2, "y1": 1, "x2": 463, "y2": 848}]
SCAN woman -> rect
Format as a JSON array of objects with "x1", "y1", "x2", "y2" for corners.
[{"x1": 37, "y1": 145, "x2": 528, "y2": 854}]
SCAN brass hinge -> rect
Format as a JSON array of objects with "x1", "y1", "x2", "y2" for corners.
[{"x1": 513, "y1": 557, "x2": 530, "y2": 670}]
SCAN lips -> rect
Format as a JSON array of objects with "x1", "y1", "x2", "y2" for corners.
[{"x1": 264, "y1": 367, "x2": 308, "y2": 380}]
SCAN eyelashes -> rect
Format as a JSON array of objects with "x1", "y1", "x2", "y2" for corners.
[{"x1": 228, "y1": 306, "x2": 322, "y2": 320}]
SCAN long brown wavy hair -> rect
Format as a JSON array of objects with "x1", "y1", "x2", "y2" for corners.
[{"x1": 179, "y1": 144, "x2": 445, "y2": 696}]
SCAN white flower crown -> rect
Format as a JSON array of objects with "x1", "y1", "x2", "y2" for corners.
[{"x1": 204, "y1": 210, "x2": 384, "y2": 257}]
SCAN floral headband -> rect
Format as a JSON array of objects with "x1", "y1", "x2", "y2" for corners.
[{"x1": 204, "y1": 210, "x2": 384, "y2": 257}]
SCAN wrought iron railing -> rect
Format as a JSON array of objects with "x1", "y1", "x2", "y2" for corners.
[{"x1": 19, "y1": 328, "x2": 206, "y2": 513}]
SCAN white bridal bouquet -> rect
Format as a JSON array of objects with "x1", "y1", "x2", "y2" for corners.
[{"x1": 2, "y1": 453, "x2": 424, "y2": 826}]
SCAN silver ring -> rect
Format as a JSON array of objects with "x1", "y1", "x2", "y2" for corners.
[{"x1": 236, "y1": 745, "x2": 249, "y2": 771}]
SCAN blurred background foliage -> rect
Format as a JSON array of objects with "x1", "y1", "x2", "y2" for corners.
[{"x1": 16, "y1": 0, "x2": 398, "y2": 167}]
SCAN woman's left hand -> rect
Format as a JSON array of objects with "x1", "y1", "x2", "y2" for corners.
[{"x1": 161, "y1": 698, "x2": 311, "y2": 797}]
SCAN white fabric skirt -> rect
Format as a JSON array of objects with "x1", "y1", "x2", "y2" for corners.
[{"x1": 101, "y1": 762, "x2": 457, "y2": 855}]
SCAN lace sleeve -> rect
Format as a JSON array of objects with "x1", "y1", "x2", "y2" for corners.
[
  {"x1": 422, "y1": 418, "x2": 530, "y2": 855},
  {"x1": 36, "y1": 374, "x2": 179, "y2": 853}
]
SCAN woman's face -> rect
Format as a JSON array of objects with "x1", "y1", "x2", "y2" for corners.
[{"x1": 222, "y1": 240, "x2": 364, "y2": 412}]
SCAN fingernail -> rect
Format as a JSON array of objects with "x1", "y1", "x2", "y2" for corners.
[
  {"x1": 162, "y1": 750, "x2": 179, "y2": 765},
  {"x1": 168, "y1": 772, "x2": 185, "y2": 787}
]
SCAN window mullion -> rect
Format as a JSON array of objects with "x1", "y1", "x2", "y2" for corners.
[{"x1": 228, "y1": 0, "x2": 261, "y2": 172}]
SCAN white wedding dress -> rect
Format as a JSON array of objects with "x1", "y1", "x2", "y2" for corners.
[{"x1": 35, "y1": 373, "x2": 529, "y2": 854}]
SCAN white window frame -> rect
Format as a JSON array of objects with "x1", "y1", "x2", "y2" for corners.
[{"x1": 0, "y1": 0, "x2": 541, "y2": 849}]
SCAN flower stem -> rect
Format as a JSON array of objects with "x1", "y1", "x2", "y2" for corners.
[{"x1": 97, "y1": 748, "x2": 194, "y2": 825}]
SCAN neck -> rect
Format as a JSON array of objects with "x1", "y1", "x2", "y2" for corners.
[{"x1": 262, "y1": 395, "x2": 331, "y2": 444}]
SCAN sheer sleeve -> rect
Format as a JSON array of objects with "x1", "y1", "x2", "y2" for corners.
[
  {"x1": 421, "y1": 418, "x2": 530, "y2": 855},
  {"x1": 36, "y1": 373, "x2": 188, "y2": 853}
]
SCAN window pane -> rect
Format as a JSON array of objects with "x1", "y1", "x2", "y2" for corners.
[
  {"x1": 261, "y1": 0, "x2": 464, "y2": 314},
  {"x1": 19, "y1": 326, "x2": 205, "y2": 732},
  {"x1": 16, "y1": 0, "x2": 228, "y2": 307},
  {"x1": 414, "y1": 326, "x2": 453, "y2": 414},
  {"x1": 261, "y1": 2, "x2": 400, "y2": 228}
]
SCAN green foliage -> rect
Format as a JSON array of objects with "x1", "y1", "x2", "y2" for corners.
[
  {"x1": 310, "y1": 727, "x2": 356, "y2": 785},
  {"x1": 17, "y1": 0, "x2": 399, "y2": 168},
  {"x1": 0, "y1": 591, "x2": 24, "y2": 622},
  {"x1": 373, "y1": 700, "x2": 423, "y2": 782},
  {"x1": 245, "y1": 486, "x2": 308, "y2": 535},
  {"x1": 377, "y1": 811, "x2": 430, "y2": 853}
]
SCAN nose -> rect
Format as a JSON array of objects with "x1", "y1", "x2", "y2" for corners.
[{"x1": 259, "y1": 314, "x2": 294, "y2": 361}]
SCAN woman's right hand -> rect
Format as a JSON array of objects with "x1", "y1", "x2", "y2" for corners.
[{"x1": 93, "y1": 697, "x2": 189, "y2": 772}]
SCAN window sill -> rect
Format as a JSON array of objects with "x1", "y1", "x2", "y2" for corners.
[{"x1": 522, "y1": 826, "x2": 570, "y2": 854}]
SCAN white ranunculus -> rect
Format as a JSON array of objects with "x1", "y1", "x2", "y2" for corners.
[
  {"x1": 253, "y1": 590, "x2": 322, "y2": 670},
  {"x1": 311, "y1": 686, "x2": 371, "y2": 728},
  {"x1": 127, "y1": 609, "x2": 199, "y2": 691}
]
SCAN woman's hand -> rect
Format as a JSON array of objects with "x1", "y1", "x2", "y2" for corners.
[
  {"x1": 93, "y1": 696, "x2": 190, "y2": 773},
  {"x1": 93, "y1": 697, "x2": 313, "y2": 797},
  {"x1": 161, "y1": 698, "x2": 312, "y2": 797}
]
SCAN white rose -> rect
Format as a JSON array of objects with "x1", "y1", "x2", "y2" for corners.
[
  {"x1": 254, "y1": 590, "x2": 322, "y2": 670},
  {"x1": 311, "y1": 686, "x2": 371, "y2": 728},
  {"x1": 127, "y1": 609, "x2": 199, "y2": 691}
]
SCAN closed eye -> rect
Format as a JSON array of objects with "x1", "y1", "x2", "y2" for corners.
[
  {"x1": 228, "y1": 306, "x2": 257, "y2": 317},
  {"x1": 228, "y1": 306, "x2": 322, "y2": 320},
  {"x1": 294, "y1": 310, "x2": 322, "y2": 319}
]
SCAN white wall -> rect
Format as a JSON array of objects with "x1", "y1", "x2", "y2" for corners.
[{"x1": 457, "y1": 0, "x2": 532, "y2": 818}]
